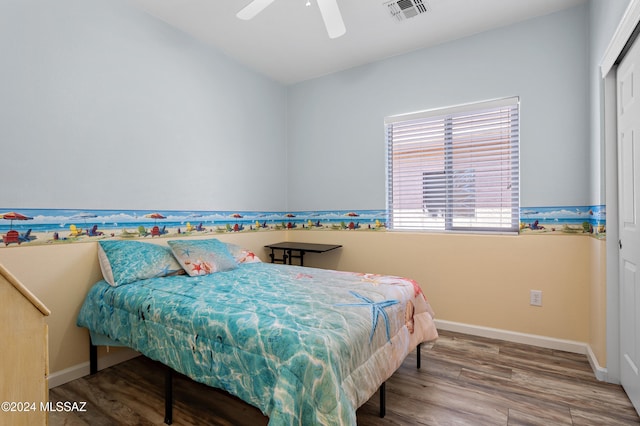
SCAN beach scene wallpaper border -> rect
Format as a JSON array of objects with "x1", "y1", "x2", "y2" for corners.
[{"x1": 0, "y1": 205, "x2": 605, "y2": 248}]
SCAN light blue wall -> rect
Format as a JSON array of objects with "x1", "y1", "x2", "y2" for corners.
[
  {"x1": 286, "y1": 4, "x2": 591, "y2": 211},
  {"x1": 1, "y1": 1, "x2": 622, "y2": 214},
  {"x1": 0, "y1": 0, "x2": 287, "y2": 211}
]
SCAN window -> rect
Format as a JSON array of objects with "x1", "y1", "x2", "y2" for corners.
[{"x1": 385, "y1": 97, "x2": 520, "y2": 233}]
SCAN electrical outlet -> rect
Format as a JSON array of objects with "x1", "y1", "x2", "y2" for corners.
[{"x1": 530, "y1": 290, "x2": 542, "y2": 307}]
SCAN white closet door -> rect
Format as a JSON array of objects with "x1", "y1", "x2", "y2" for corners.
[{"x1": 617, "y1": 32, "x2": 640, "y2": 414}]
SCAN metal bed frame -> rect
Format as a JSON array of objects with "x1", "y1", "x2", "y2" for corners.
[{"x1": 90, "y1": 340, "x2": 422, "y2": 424}]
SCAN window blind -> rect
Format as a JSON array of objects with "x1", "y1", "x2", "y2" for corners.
[{"x1": 385, "y1": 97, "x2": 520, "y2": 233}]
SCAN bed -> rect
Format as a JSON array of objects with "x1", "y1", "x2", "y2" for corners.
[{"x1": 77, "y1": 238, "x2": 438, "y2": 425}]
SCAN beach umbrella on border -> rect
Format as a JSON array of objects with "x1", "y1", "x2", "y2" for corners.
[
  {"x1": 0, "y1": 211, "x2": 33, "y2": 230},
  {"x1": 144, "y1": 212, "x2": 166, "y2": 224}
]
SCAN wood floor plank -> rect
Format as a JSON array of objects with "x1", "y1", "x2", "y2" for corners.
[
  {"x1": 509, "y1": 368, "x2": 640, "y2": 420},
  {"x1": 570, "y1": 407, "x2": 640, "y2": 426},
  {"x1": 456, "y1": 367, "x2": 574, "y2": 416},
  {"x1": 507, "y1": 408, "x2": 572, "y2": 426},
  {"x1": 382, "y1": 379, "x2": 510, "y2": 425},
  {"x1": 49, "y1": 331, "x2": 640, "y2": 425}
]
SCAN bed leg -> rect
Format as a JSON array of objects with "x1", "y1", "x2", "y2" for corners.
[
  {"x1": 165, "y1": 367, "x2": 173, "y2": 425},
  {"x1": 417, "y1": 343, "x2": 421, "y2": 369},
  {"x1": 379, "y1": 382, "x2": 386, "y2": 418},
  {"x1": 89, "y1": 343, "x2": 98, "y2": 375}
]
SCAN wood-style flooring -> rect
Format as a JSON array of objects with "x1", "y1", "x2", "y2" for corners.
[{"x1": 49, "y1": 330, "x2": 640, "y2": 425}]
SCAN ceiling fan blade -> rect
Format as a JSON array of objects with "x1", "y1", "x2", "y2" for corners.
[
  {"x1": 237, "y1": 0, "x2": 276, "y2": 20},
  {"x1": 317, "y1": 0, "x2": 346, "y2": 39}
]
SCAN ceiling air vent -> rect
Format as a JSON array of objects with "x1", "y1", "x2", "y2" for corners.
[{"x1": 384, "y1": 0, "x2": 430, "y2": 22}]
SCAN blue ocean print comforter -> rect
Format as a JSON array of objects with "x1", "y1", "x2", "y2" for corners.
[{"x1": 77, "y1": 262, "x2": 438, "y2": 425}]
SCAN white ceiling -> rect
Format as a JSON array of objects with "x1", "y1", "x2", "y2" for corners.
[{"x1": 131, "y1": 0, "x2": 586, "y2": 85}]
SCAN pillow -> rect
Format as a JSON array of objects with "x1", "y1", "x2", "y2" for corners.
[
  {"x1": 225, "y1": 243, "x2": 262, "y2": 264},
  {"x1": 168, "y1": 238, "x2": 238, "y2": 276},
  {"x1": 98, "y1": 240, "x2": 184, "y2": 287}
]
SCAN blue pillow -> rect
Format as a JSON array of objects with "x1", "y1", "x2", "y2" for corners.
[
  {"x1": 98, "y1": 240, "x2": 184, "y2": 287},
  {"x1": 168, "y1": 238, "x2": 238, "y2": 276}
]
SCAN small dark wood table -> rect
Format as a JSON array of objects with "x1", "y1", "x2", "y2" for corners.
[{"x1": 264, "y1": 242, "x2": 342, "y2": 266}]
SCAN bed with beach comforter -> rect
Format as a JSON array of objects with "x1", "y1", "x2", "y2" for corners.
[{"x1": 77, "y1": 239, "x2": 438, "y2": 425}]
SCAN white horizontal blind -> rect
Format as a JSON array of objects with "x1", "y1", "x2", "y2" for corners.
[{"x1": 386, "y1": 97, "x2": 520, "y2": 233}]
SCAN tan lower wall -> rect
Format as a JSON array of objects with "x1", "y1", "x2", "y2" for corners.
[
  {"x1": 589, "y1": 237, "x2": 607, "y2": 366},
  {"x1": 0, "y1": 229, "x2": 607, "y2": 377}
]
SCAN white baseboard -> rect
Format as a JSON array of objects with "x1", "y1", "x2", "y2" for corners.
[
  {"x1": 48, "y1": 348, "x2": 140, "y2": 389},
  {"x1": 434, "y1": 319, "x2": 609, "y2": 382},
  {"x1": 586, "y1": 344, "x2": 609, "y2": 382}
]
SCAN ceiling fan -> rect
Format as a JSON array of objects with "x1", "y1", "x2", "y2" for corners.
[{"x1": 237, "y1": 0, "x2": 346, "y2": 39}]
